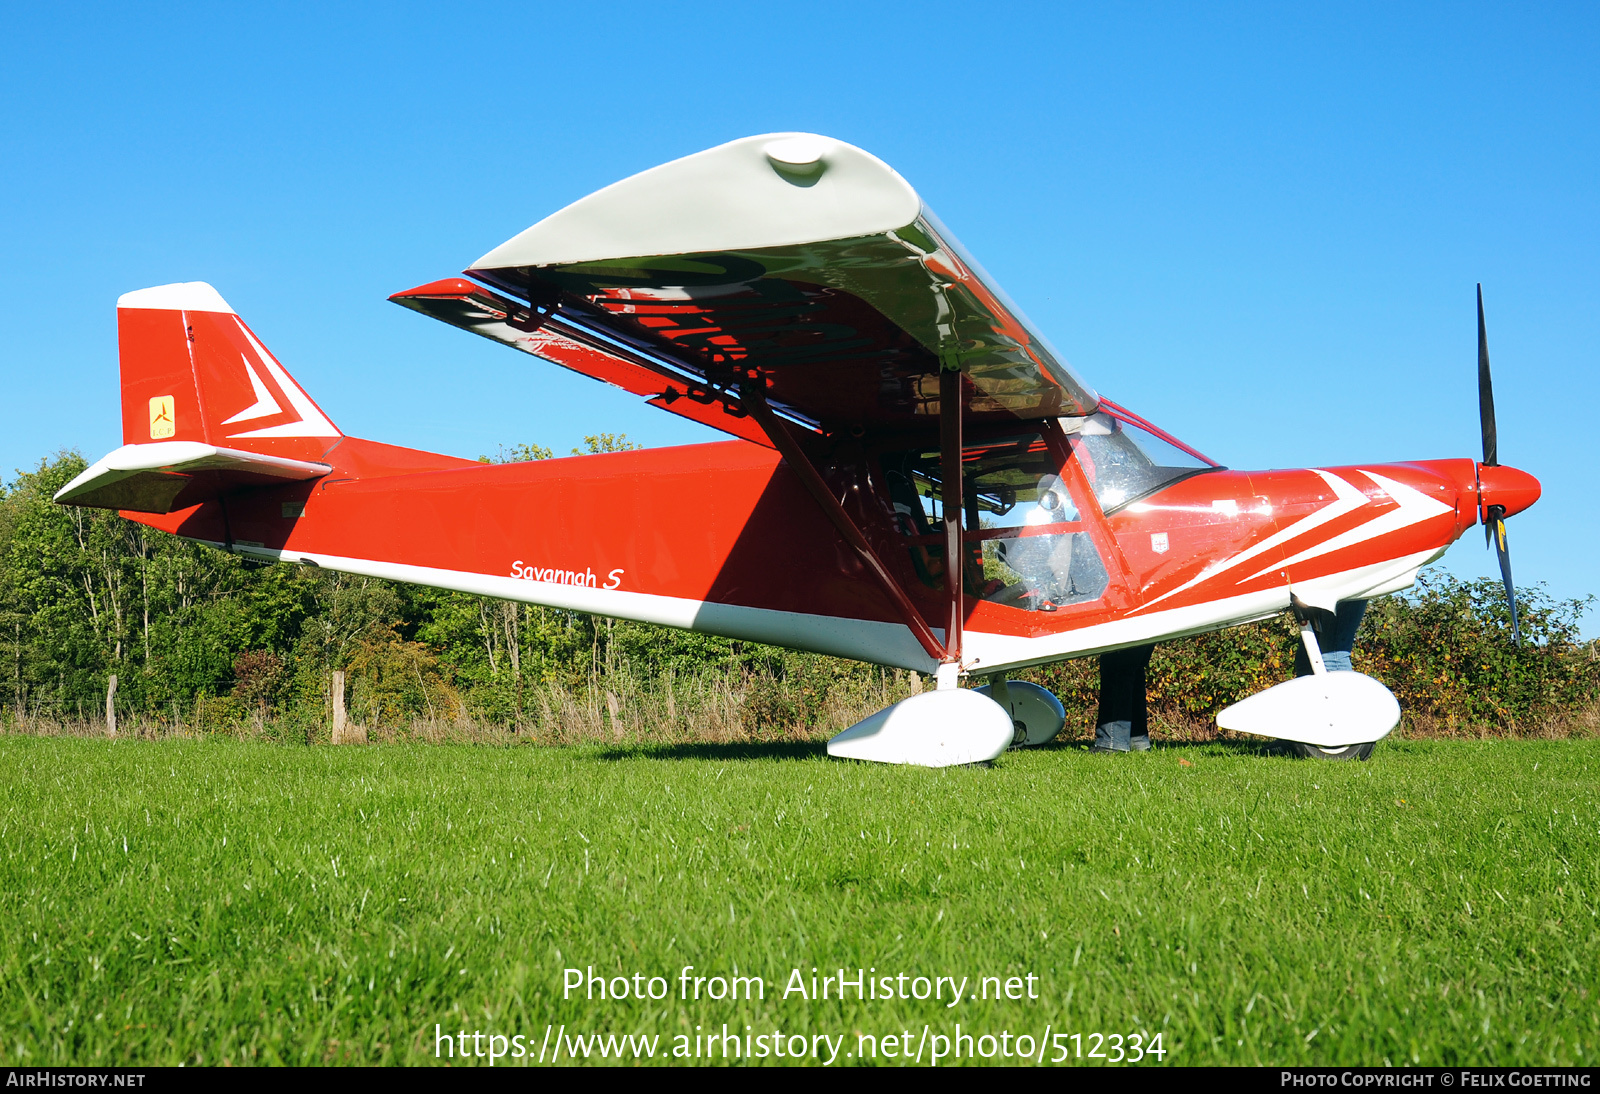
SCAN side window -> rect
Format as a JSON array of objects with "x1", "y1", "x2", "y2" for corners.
[
  {"x1": 883, "y1": 433, "x2": 1109, "y2": 612},
  {"x1": 1065, "y1": 412, "x2": 1219, "y2": 513}
]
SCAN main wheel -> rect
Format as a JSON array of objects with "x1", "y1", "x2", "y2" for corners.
[
  {"x1": 972, "y1": 680, "x2": 1066, "y2": 746},
  {"x1": 1283, "y1": 740, "x2": 1376, "y2": 761}
]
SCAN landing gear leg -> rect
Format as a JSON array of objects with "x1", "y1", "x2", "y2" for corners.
[{"x1": 1293, "y1": 600, "x2": 1368, "y2": 677}]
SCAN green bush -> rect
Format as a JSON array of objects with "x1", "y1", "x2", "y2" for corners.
[{"x1": 1362, "y1": 574, "x2": 1597, "y2": 730}]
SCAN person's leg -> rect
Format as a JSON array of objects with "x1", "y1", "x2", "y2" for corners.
[
  {"x1": 1319, "y1": 600, "x2": 1367, "y2": 673},
  {"x1": 1294, "y1": 600, "x2": 1368, "y2": 676},
  {"x1": 1096, "y1": 644, "x2": 1155, "y2": 751},
  {"x1": 1128, "y1": 644, "x2": 1154, "y2": 749}
]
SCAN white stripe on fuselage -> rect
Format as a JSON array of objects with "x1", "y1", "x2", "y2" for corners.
[
  {"x1": 209, "y1": 538, "x2": 1439, "y2": 679},
  {"x1": 215, "y1": 541, "x2": 942, "y2": 672},
  {"x1": 1244, "y1": 470, "x2": 1451, "y2": 580},
  {"x1": 963, "y1": 546, "x2": 1443, "y2": 674}
]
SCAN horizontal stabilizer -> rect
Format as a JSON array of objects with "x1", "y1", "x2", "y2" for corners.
[{"x1": 55, "y1": 441, "x2": 331, "y2": 514}]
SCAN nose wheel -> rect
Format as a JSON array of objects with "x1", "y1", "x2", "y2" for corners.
[
  {"x1": 1283, "y1": 740, "x2": 1376, "y2": 761},
  {"x1": 1219, "y1": 611, "x2": 1394, "y2": 757},
  {"x1": 1278, "y1": 615, "x2": 1377, "y2": 760}
]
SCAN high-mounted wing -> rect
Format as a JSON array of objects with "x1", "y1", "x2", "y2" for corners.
[{"x1": 396, "y1": 133, "x2": 1098, "y2": 437}]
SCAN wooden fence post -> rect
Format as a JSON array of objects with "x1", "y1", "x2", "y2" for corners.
[
  {"x1": 331, "y1": 670, "x2": 347, "y2": 744},
  {"x1": 106, "y1": 674, "x2": 118, "y2": 738}
]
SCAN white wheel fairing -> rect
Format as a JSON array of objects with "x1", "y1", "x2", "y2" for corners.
[
  {"x1": 826, "y1": 690, "x2": 1013, "y2": 768},
  {"x1": 1216, "y1": 672, "x2": 1399, "y2": 748}
]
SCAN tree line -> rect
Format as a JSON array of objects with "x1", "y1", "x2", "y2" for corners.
[{"x1": 2, "y1": 449, "x2": 1594, "y2": 739}]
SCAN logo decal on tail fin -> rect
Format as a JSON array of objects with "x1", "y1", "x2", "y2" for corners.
[{"x1": 149, "y1": 396, "x2": 175, "y2": 439}]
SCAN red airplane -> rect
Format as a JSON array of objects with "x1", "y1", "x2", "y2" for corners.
[{"x1": 57, "y1": 133, "x2": 1540, "y2": 766}]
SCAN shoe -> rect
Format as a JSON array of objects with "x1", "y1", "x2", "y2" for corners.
[{"x1": 1129, "y1": 735, "x2": 1151, "y2": 751}]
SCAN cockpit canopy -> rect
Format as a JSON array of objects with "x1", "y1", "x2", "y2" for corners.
[
  {"x1": 882, "y1": 408, "x2": 1220, "y2": 613},
  {"x1": 1062, "y1": 411, "x2": 1218, "y2": 514}
]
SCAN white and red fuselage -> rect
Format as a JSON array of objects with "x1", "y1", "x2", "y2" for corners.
[
  {"x1": 101, "y1": 295, "x2": 1538, "y2": 679},
  {"x1": 59, "y1": 132, "x2": 1541, "y2": 696}
]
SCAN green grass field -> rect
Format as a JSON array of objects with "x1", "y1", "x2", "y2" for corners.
[{"x1": 2, "y1": 734, "x2": 1596, "y2": 1067}]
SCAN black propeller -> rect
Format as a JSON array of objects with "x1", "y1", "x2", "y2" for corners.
[
  {"x1": 1478, "y1": 285, "x2": 1497, "y2": 469},
  {"x1": 1477, "y1": 284, "x2": 1520, "y2": 645}
]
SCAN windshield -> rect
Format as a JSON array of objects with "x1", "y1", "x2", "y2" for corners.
[{"x1": 1063, "y1": 412, "x2": 1220, "y2": 514}]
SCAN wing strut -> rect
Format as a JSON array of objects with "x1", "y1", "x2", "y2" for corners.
[
  {"x1": 742, "y1": 387, "x2": 946, "y2": 664},
  {"x1": 939, "y1": 368, "x2": 965, "y2": 674}
]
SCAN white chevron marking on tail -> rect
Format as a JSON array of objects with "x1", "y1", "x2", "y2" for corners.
[
  {"x1": 220, "y1": 356, "x2": 283, "y2": 425},
  {"x1": 227, "y1": 319, "x2": 339, "y2": 438}
]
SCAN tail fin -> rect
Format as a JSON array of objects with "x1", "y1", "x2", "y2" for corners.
[{"x1": 117, "y1": 282, "x2": 340, "y2": 449}]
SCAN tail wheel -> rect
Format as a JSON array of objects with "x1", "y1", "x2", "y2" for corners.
[{"x1": 1283, "y1": 740, "x2": 1376, "y2": 761}]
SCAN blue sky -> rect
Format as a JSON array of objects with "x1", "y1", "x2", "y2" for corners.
[{"x1": 2, "y1": 3, "x2": 1595, "y2": 632}]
